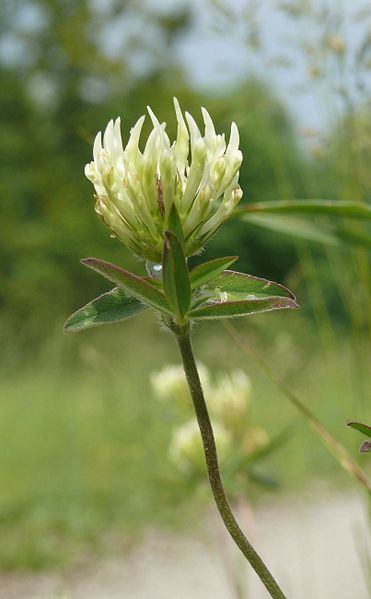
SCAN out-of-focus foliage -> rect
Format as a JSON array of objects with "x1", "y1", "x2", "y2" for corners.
[
  {"x1": 1, "y1": 0, "x2": 370, "y2": 340},
  {"x1": 151, "y1": 363, "x2": 285, "y2": 497},
  {"x1": 0, "y1": 0, "x2": 317, "y2": 350}
]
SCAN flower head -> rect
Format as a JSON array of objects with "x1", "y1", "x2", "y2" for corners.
[
  {"x1": 168, "y1": 419, "x2": 231, "y2": 474},
  {"x1": 150, "y1": 362, "x2": 210, "y2": 404},
  {"x1": 211, "y1": 370, "x2": 251, "y2": 426},
  {"x1": 85, "y1": 99, "x2": 243, "y2": 261}
]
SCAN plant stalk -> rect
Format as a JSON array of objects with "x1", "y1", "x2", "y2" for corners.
[{"x1": 174, "y1": 324, "x2": 287, "y2": 599}]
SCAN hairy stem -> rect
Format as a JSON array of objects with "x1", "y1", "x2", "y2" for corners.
[{"x1": 174, "y1": 325, "x2": 287, "y2": 599}]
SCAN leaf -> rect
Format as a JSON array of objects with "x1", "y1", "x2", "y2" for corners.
[
  {"x1": 235, "y1": 199, "x2": 371, "y2": 219},
  {"x1": 167, "y1": 203, "x2": 185, "y2": 247},
  {"x1": 189, "y1": 296, "x2": 298, "y2": 320},
  {"x1": 142, "y1": 276, "x2": 163, "y2": 289},
  {"x1": 347, "y1": 420, "x2": 371, "y2": 439},
  {"x1": 203, "y1": 270, "x2": 296, "y2": 301},
  {"x1": 162, "y1": 231, "x2": 191, "y2": 321},
  {"x1": 64, "y1": 288, "x2": 147, "y2": 332},
  {"x1": 190, "y1": 256, "x2": 239, "y2": 289},
  {"x1": 189, "y1": 269, "x2": 298, "y2": 319},
  {"x1": 190, "y1": 291, "x2": 213, "y2": 310},
  {"x1": 81, "y1": 258, "x2": 172, "y2": 315}
]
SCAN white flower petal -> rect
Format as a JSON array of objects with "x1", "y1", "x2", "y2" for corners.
[
  {"x1": 103, "y1": 119, "x2": 114, "y2": 155},
  {"x1": 201, "y1": 106, "x2": 217, "y2": 144},
  {"x1": 93, "y1": 131, "x2": 102, "y2": 162},
  {"x1": 85, "y1": 100, "x2": 243, "y2": 260},
  {"x1": 126, "y1": 115, "x2": 145, "y2": 165},
  {"x1": 185, "y1": 111, "x2": 202, "y2": 155},
  {"x1": 227, "y1": 122, "x2": 240, "y2": 154},
  {"x1": 173, "y1": 97, "x2": 189, "y2": 172}
]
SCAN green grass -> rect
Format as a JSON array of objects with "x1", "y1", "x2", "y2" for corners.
[{"x1": 0, "y1": 310, "x2": 370, "y2": 570}]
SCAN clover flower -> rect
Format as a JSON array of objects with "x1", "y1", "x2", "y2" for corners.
[
  {"x1": 150, "y1": 362, "x2": 210, "y2": 404},
  {"x1": 84, "y1": 99, "x2": 243, "y2": 261},
  {"x1": 212, "y1": 370, "x2": 251, "y2": 426},
  {"x1": 168, "y1": 419, "x2": 231, "y2": 474}
]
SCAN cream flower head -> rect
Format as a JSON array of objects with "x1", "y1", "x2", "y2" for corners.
[
  {"x1": 150, "y1": 362, "x2": 210, "y2": 404},
  {"x1": 168, "y1": 419, "x2": 231, "y2": 474},
  {"x1": 85, "y1": 98, "x2": 243, "y2": 262}
]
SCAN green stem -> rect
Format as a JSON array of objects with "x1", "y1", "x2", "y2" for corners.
[{"x1": 173, "y1": 324, "x2": 287, "y2": 599}]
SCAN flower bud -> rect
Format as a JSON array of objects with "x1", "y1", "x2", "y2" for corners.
[{"x1": 85, "y1": 99, "x2": 243, "y2": 261}]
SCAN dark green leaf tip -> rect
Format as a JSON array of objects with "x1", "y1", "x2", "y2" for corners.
[
  {"x1": 162, "y1": 231, "x2": 191, "y2": 321},
  {"x1": 347, "y1": 420, "x2": 371, "y2": 439},
  {"x1": 167, "y1": 203, "x2": 185, "y2": 246}
]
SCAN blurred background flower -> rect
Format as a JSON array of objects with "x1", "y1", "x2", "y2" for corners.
[{"x1": 151, "y1": 363, "x2": 283, "y2": 500}]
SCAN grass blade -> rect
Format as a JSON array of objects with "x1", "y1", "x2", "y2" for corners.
[{"x1": 235, "y1": 199, "x2": 371, "y2": 219}]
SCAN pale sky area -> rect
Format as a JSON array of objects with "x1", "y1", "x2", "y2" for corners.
[
  {"x1": 2, "y1": 0, "x2": 371, "y2": 133},
  {"x1": 175, "y1": 0, "x2": 371, "y2": 132},
  {"x1": 95, "y1": 0, "x2": 371, "y2": 132}
]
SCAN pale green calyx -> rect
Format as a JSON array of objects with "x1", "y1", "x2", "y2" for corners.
[{"x1": 84, "y1": 98, "x2": 243, "y2": 261}]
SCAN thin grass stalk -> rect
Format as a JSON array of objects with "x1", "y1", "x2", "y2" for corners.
[{"x1": 224, "y1": 321, "x2": 371, "y2": 494}]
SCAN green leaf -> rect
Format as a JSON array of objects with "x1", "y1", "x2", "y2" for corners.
[
  {"x1": 189, "y1": 270, "x2": 298, "y2": 319},
  {"x1": 347, "y1": 420, "x2": 371, "y2": 439},
  {"x1": 162, "y1": 231, "x2": 191, "y2": 321},
  {"x1": 167, "y1": 203, "x2": 185, "y2": 247},
  {"x1": 203, "y1": 270, "x2": 296, "y2": 301},
  {"x1": 142, "y1": 276, "x2": 163, "y2": 289},
  {"x1": 64, "y1": 288, "x2": 147, "y2": 332},
  {"x1": 190, "y1": 256, "x2": 239, "y2": 289},
  {"x1": 81, "y1": 258, "x2": 172, "y2": 315},
  {"x1": 235, "y1": 199, "x2": 371, "y2": 219},
  {"x1": 189, "y1": 296, "x2": 298, "y2": 320},
  {"x1": 190, "y1": 291, "x2": 213, "y2": 310}
]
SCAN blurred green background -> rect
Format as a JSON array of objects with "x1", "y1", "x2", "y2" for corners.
[{"x1": 0, "y1": 0, "x2": 370, "y2": 571}]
